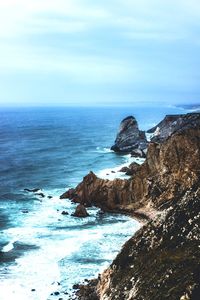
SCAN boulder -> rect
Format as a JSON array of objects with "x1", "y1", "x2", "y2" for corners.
[
  {"x1": 35, "y1": 192, "x2": 45, "y2": 198},
  {"x1": 61, "y1": 211, "x2": 69, "y2": 215},
  {"x1": 111, "y1": 116, "x2": 147, "y2": 153},
  {"x1": 125, "y1": 162, "x2": 140, "y2": 176},
  {"x1": 71, "y1": 204, "x2": 89, "y2": 218},
  {"x1": 119, "y1": 163, "x2": 140, "y2": 176},
  {"x1": 119, "y1": 166, "x2": 129, "y2": 173},
  {"x1": 24, "y1": 188, "x2": 40, "y2": 193}
]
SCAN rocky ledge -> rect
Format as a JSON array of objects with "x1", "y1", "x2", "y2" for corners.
[{"x1": 61, "y1": 113, "x2": 200, "y2": 299}]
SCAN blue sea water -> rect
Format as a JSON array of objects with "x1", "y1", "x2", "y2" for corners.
[{"x1": 0, "y1": 105, "x2": 188, "y2": 299}]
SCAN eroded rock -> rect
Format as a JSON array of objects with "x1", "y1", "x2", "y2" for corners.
[
  {"x1": 148, "y1": 113, "x2": 200, "y2": 143},
  {"x1": 62, "y1": 127, "x2": 200, "y2": 215},
  {"x1": 71, "y1": 204, "x2": 89, "y2": 218},
  {"x1": 70, "y1": 114, "x2": 200, "y2": 300},
  {"x1": 111, "y1": 116, "x2": 147, "y2": 153}
]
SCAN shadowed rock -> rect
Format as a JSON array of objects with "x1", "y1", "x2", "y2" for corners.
[
  {"x1": 111, "y1": 116, "x2": 147, "y2": 153},
  {"x1": 24, "y1": 188, "x2": 40, "y2": 193},
  {"x1": 148, "y1": 112, "x2": 200, "y2": 143},
  {"x1": 119, "y1": 162, "x2": 140, "y2": 176},
  {"x1": 61, "y1": 211, "x2": 69, "y2": 215}
]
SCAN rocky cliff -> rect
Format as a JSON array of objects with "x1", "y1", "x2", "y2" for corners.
[
  {"x1": 95, "y1": 182, "x2": 200, "y2": 300},
  {"x1": 61, "y1": 113, "x2": 200, "y2": 300},
  {"x1": 61, "y1": 127, "x2": 200, "y2": 218},
  {"x1": 148, "y1": 112, "x2": 200, "y2": 143}
]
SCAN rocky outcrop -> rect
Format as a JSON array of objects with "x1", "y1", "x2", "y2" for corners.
[
  {"x1": 62, "y1": 128, "x2": 200, "y2": 216},
  {"x1": 71, "y1": 204, "x2": 89, "y2": 218},
  {"x1": 60, "y1": 113, "x2": 200, "y2": 300},
  {"x1": 119, "y1": 162, "x2": 140, "y2": 176},
  {"x1": 62, "y1": 171, "x2": 131, "y2": 213},
  {"x1": 111, "y1": 116, "x2": 147, "y2": 153},
  {"x1": 148, "y1": 112, "x2": 200, "y2": 143},
  {"x1": 92, "y1": 183, "x2": 200, "y2": 300}
]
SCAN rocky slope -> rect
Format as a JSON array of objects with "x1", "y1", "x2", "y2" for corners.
[
  {"x1": 95, "y1": 183, "x2": 200, "y2": 300},
  {"x1": 61, "y1": 127, "x2": 200, "y2": 217},
  {"x1": 61, "y1": 113, "x2": 200, "y2": 300},
  {"x1": 110, "y1": 116, "x2": 147, "y2": 153},
  {"x1": 148, "y1": 112, "x2": 200, "y2": 143}
]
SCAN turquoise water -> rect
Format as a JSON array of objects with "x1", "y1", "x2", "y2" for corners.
[{"x1": 0, "y1": 105, "x2": 187, "y2": 299}]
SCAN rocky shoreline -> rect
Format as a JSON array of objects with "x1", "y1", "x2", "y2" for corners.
[{"x1": 61, "y1": 112, "x2": 200, "y2": 300}]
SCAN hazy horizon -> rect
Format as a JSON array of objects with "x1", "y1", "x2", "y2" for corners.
[{"x1": 0, "y1": 0, "x2": 200, "y2": 107}]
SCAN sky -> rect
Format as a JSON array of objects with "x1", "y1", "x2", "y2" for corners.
[{"x1": 0, "y1": 0, "x2": 200, "y2": 107}]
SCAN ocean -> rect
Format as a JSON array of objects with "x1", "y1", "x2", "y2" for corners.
[{"x1": 0, "y1": 105, "x2": 189, "y2": 300}]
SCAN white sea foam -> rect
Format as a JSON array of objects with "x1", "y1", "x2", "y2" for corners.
[
  {"x1": 146, "y1": 132, "x2": 153, "y2": 142},
  {"x1": 0, "y1": 159, "x2": 141, "y2": 300},
  {"x1": 0, "y1": 194, "x2": 139, "y2": 300},
  {"x1": 1, "y1": 240, "x2": 16, "y2": 253},
  {"x1": 95, "y1": 146, "x2": 113, "y2": 153},
  {"x1": 97, "y1": 154, "x2": 145, "y2": 180}
]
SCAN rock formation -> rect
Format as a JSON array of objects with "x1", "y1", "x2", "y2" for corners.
[
  {"x1": 78, "y1": 183, "x2": 200, "y2": 300},
  {"x1": 111, "y1": 116, "x2": 147, "y2": 153},
  {"x1": 71, "y1": 204, "x2": 89, "y2": 218},
  {"x1": 61, "y1": 127, "x2": 200, "y2": 217},
  {"x1": 119, "y1": 162, "x2": 140, "y2": 176},
  {"x1": 60, "y1": 113, "x2": 200, "y2": 300},
  {"x1": 148, "y1": 112, "x2": 200, "y2": 143}
]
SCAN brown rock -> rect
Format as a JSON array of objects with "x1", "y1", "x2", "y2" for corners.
[
  {"x1": 61, "y1": 128, "x2": 200, "y2": 216},
  {"x1": 119, "y1": 166, "x2": 129, "y2": 173},
  {"x1": 60, "y1": 188, "x2": 76, "y2": 199},
  {"x1": 72, "y1": 115, "x2": 200, "y2": 300},
  {"x1": 71, "y1": 204, "x2": 89, "y2": 218}
]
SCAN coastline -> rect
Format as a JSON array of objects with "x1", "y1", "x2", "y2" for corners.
[
  {"x1": 65, "y1": 111, "x2": 200, "y2": 300},
  {"x1": 1, "y1": 106, "x2": 199, "y2": 300}
]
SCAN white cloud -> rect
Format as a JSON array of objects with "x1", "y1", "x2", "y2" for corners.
[
  {"x1": 0, "y1": 0, "x2": 110, "y2": 38},
  {"x1": 0, "y1": 0, "x2": 200, "y2": 105}
]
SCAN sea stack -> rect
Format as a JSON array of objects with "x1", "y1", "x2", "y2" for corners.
[{"x1": 111, "y1": 116, "x2": 147, "y2": 153}]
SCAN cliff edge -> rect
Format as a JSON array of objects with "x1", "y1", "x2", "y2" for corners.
[{"x1": 61, "y1": 113, "x2": 200, "y2": 300}]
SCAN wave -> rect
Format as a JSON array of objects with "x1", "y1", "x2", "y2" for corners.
[
  {"x1": 1, "y1": 240, "x2": 15, "y2": 253},
  {"x1": 97, "y1": 154, "x2": 145, "y2": 180},
  {"x1": 95, "y1": 147, "x2": 113, "y2": 154}
]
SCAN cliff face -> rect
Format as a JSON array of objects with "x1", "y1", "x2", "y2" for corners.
[
  {"x1": 148, "y1": 112, "x2": 200, "y2": 143},
  {"x1": 61, "y1": 128, "x2": 200, "y2": 217},
  {"x1": 62, "y1": 113, "x2": 200, "y2": 300},
  {"x1": 94, "y1": 113, "x2": 200, "y2": 300},
  {"x1": 97, "y1": 183, "x2": 200, "y2": 300}
]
